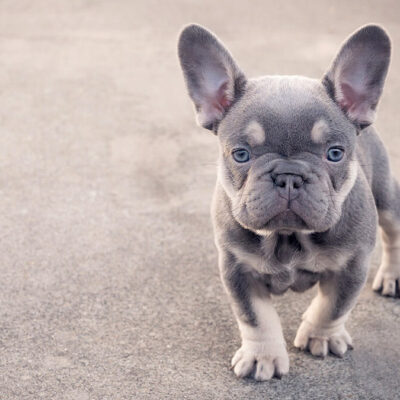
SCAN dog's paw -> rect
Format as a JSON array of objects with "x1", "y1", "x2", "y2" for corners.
[
  {"x1": 372, "y1": 263, "x2": 400, "y2": 297},
  {"x1": 294, "y1": 320, "x2": 353, "y2": 358},
  {"x1": 231, "y1": 339, "x2": 289, "y2": 381}
]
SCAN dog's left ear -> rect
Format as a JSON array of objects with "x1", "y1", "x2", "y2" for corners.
[{"x1": 323, "y1": 24, "x2": 391, "y2": 129}]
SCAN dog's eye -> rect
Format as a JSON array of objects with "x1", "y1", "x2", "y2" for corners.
[
  {"x1": 327, "y1": 147, "x2": 344, "y2": 162},
  {"x1": 232, "y1": 149, "x2": 250, "y2": 163}
]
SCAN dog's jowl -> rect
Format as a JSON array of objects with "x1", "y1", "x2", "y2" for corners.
[{"x1": 178, "y1": 24, "x2": 399, "y2": 381}]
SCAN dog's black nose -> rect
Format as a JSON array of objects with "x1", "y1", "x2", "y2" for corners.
[{"x1": 272, "y1": 173, "x2": 304, "y2": 200}]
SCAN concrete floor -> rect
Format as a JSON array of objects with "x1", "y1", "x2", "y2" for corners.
[{"x1": 0, "y1": 1, "x2": 399, "y2": 399}]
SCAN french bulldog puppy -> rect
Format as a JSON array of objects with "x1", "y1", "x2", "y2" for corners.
[{"x1": 178, "y1": 23, "x2": 399, "y2": 381}]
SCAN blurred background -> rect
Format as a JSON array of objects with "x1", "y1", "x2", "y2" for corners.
[{"x1": 0, "y1": 1, "x2": 399, "y2": 399}]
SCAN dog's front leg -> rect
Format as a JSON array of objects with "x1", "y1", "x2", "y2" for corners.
[
  {"x1": 294, "y1": 254, "x2": 369, "y2": 357},
  {"x1": 219, "y1": 252, "x2": 289, "y2": 381}
]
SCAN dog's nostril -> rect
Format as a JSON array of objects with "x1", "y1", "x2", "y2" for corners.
[
  {"x1": 274, "y1": 176, "x2": 286, "y2": 188},
  {"x1": 293, "y1": 177, "x2": 304, "y2": 189}
]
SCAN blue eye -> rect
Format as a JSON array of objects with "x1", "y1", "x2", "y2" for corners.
[
  {"x1": 232, "y1": 149, "x2": 250, "y2": 163},
  {"x1": 327, "y1": 147, "x2": 344, "y2": 162}
]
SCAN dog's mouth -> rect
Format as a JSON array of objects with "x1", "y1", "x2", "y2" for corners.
[{"x1": 263, "y1": 209, "x2": 310, "y2": 233}]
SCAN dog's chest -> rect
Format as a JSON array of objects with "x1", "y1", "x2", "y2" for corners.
[{"x1": 234, "y1": 233, "x2": 348, "y2": 294}]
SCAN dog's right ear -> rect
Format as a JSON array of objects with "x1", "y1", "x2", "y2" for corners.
[{"x1": 178, "y1": 24, "x2": 246, "y2": 132}]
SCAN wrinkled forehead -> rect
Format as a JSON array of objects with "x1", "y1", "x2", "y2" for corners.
[{"x1": 218, "y1": 76, "x2": 355, "y2": 150}]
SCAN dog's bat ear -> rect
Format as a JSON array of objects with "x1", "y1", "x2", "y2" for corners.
[
  {"x1": 178, "y1": 24, "x2": 246, "y2": 132},
  {"x1": 323, "y1": 24, "x2": 391, "y2": 129}
]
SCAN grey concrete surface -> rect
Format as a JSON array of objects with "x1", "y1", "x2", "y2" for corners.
[{"x1": 0, "y1": 1, "x2": 399, "y2": 399}]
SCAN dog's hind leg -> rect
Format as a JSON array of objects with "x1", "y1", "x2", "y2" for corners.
[{"x1": 373, "y1": 177, "x2": 400, "y2": 297}]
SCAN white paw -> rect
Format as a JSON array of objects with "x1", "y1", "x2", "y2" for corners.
[
  {"x1": 231, "y1": 339, "x2": 289, "y2": 381},
  {"x1": 372, "y1": 263, "x2": 400, "y2": 297},
  {"x1": 294, "y1": 320, "x2": 353, "y2": 358}
]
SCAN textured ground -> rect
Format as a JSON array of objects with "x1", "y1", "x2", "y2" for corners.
[{"x1": 0, "y1": 1, "x2": 399, "y2": 399}]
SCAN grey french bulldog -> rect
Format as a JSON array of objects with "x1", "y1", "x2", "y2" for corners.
[{"x1": 178, "y1": 23, "x2": 399, "y2": 381}]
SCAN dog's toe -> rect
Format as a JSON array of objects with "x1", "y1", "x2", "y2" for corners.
[
  {"x1": 274, "y1": 354, "x2": 290, "y2": 377},
  {"x1": 328, "y1": 334, "x2": 350, "y2": 357},
  {"x1": 382, "y1": 278, "x2": 397, "y2": 296},
  {"x1": 254, "y1": 358, "x2": 274, "y2": 381},
  {"x1": 309, "y1": 338, "x2": 328, "y2": 357},
  {"x1": 233, "y1": 356, "x2": 255, "y2": 378}
]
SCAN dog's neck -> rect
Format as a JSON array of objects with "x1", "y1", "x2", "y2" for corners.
[{"x1": 259, "y1": 231, "x2": 312, "y2": 271}]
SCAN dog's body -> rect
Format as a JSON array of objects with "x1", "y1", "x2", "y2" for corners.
[{"x1": 178, "y1": 24, "x2": 400, "y2": 381}]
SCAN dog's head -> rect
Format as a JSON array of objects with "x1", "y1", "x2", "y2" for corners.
[{"x1": 178, "y1": 24, "x2": 390, "y2": 234}]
